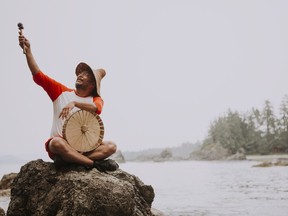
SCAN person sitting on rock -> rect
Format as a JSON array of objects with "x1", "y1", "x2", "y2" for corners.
[{"x1": 18, "y1": 32, "x2": 119, "y2": 172}]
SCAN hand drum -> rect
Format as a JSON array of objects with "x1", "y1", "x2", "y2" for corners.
[{"x1": 63, "y1": 110, "x2": 104, "y2": 153}]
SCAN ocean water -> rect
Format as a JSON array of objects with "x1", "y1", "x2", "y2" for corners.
[
  {"x1": 1, "y1": 160, "x2": 288, "y2": 216},
  {"x1": 121, "y1": 161, "x2": 288, "y2": 216}
]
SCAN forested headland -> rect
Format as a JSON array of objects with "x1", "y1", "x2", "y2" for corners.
[
  {"x1": 122, "y1": 95, "x2": 288, "y2": 162},
  {"x1": 202, "y1": 95, "x2": 288, "y2": 155}
]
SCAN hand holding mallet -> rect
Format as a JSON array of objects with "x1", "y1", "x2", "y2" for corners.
[{"x1": 18, "y1": 22, "x2": 26, "y2": 54}]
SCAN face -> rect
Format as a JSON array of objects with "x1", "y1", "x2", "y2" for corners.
[{"x1": 75, "y1": 71, "x2": 95, "y2": 92}]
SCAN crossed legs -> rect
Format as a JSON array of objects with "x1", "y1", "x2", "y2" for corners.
[{"x1": 47, "y1": 137, "x2": 117, "y2": 167}]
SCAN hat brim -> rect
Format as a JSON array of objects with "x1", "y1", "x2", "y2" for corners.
[
  {"x1": 75, "y1": 62, "x2": 94, "y2": 77},
  {"x1": 75, "y1": 62, "x2": 98, "y2": 96}
]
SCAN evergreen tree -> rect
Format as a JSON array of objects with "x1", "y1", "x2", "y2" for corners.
[
  {"x1": 261, "y1": 100, "x2": 276, "y2": 153},
  {"x1": 242, "y1": 110, "x2": 262, "y2": 154},
  {"x1": 277, "y1": 95, "x2": 288, "y2": 152},
  {"x1": 205, "y1": 110, "x2": 249, "y2": 154}
]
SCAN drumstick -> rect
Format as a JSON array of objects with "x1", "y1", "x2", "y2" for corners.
[{"x1": 17, "y1": 22, "x2": 26, "y2": 54}]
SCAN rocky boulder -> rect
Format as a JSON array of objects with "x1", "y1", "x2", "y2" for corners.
[
  {"x1": 0, "y1": 173, "x2": 17, "y2": 190},
  {"x1": 0, "y1": 173, "x2": 17, "y2": 197},
  {"x1": 0, "y1": 207, "x2": 5, "y2": 216},
  {"x1": 226, "y1": 152, "x2": 246, "y2": 160},
  {"x1": 109, "y1": 150, "x2": 126, "y2": 163},
  {"x1": 253, "y1": 158, "x2": 288, "y2": 167},
  {"x1": 190, "y1": 143, "x2": 230, "y2": 160},
  {"x1": 7, "y1": 159, "x2": 155, "y2": 216}
]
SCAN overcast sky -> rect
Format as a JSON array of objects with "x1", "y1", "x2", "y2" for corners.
[{"x1": 1, "y1": 0, "x2": 288, "y2": 161}]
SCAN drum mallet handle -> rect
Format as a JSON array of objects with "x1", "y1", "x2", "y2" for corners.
[{"x1": 17, "y1": 22, "x2": 26, "y2": 54}]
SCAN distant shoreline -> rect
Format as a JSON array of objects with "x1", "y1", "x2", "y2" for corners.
[{"x1": 246, "y1": 154, "x2": 288, "y2": 162}]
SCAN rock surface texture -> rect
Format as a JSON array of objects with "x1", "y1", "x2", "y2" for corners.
[
  {"x1": 7, "y1": 159, "x2": 155, "y2": 216},
  {"x1": 0, "y1": 208, "x2": 5, "y2": 216}
]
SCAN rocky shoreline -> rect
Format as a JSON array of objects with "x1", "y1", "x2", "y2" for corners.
[{"x1": 247, "y1": 155, "x2": 288, "y2": 167}]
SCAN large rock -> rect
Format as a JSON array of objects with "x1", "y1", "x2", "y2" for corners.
[
  {"x1": 0, "y1": 173, "x2": 17, "y2": 197},
  {"x1": 7, "y1": 159, "x2": 155, "y2": 216},
  {"x1": 109, "y1": 150, "x2": 126, "y2": 163},
  {"x1": 0, "y1": 173, "x2": 17, "y2": 190},
  {"x1": 0, "y1": 208, "x2": 5, "y2": 216},
  {"x1": 190, "y1": 143, "x2": 230, "y2": 160},
  {"x1": 0, "y1": 207, "x2": 5, "y2": 216},
  {"x1": 226, "y1": 152, "x2": 246, "y2": 160}
]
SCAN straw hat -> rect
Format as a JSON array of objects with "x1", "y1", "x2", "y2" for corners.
[{"x1": 75, "y1": 62, "x2": 106, "y2": 97}]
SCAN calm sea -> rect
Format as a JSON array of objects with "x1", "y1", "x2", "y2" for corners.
[{"x1": 1, "y1": 160, "x2": 288, "y2": 216}]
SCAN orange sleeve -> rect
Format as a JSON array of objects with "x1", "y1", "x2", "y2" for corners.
[
  {"x1": 33, "y1": 71, "x2": 71, "y2": 101},
  {"x1": 93, "y1": 97, "x2": 104, "y2": 114}
]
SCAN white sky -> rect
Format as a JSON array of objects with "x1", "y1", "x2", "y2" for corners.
[{"x1": 1, "y1": 0, "x2": 288, "y2": 160}]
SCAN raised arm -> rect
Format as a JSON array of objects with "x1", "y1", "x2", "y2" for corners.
[{"x1": 18, "y1": 32, "x2": 40, "y2": 75}]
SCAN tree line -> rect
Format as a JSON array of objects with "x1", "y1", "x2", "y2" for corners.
[{"x1": 203, "y1": 95, "x2": 288, "y2": 155}]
